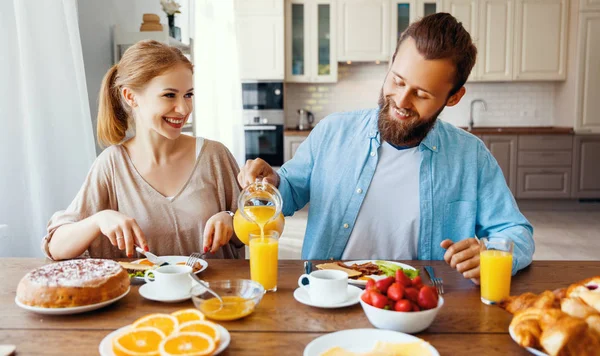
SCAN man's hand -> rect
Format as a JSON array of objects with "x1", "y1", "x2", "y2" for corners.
[
  {"x1": 440, "y1": 238, "x2": 481, "y2": 285},
  {"x1": 237, "y1": 158, "x2": 279, "y2": 188}
]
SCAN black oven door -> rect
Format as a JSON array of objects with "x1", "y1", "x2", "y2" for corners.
[
  {"x1": 244, "y1": 125, "x2": 284, "y2": 167},
  {"x1": 242, "y1": 82, "x2": 283, "y2": 110}
]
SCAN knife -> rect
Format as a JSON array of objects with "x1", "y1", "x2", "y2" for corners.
[{"x1": 135, "y1": 246, "x2": 169, "y2": 266}]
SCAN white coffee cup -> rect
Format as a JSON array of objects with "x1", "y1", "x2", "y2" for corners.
[
  {"x1": 297, "y1": 270, "x2": 348, "y2": 305},
  {"x1": 144, "y1": 265, "x2": 193, "y2": 297}
]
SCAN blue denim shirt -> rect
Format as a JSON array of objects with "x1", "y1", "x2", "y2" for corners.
[{"x1": 277, "y1": 109, "x2": 534, "y2": 274}]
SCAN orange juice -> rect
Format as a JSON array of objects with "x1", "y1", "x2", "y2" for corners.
[
  {"x1": 249, "y1": 234, "x2": 279, "y2": 291},
  {"x1": 480, "y1": 250, "x2": 513, "y2": 304},
  {"x1": 233, "y1": 206, "x2": 284, "y2": 245},
  {"x1": 198, "y1": 296, "x2": 255, "y2": 321}
]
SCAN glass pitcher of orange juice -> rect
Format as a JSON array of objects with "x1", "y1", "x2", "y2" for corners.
[{"x1": 233, "y1": 179, "x2": 285, "y2": 245}]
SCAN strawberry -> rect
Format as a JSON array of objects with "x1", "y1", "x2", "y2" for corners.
[
  {"x1": 411, "y1": 301, "x2": 421, "y2": 312},
  {"x1": 365, "y1": 278, "x2": 378, "y2": 291},
  {"x1": 375, "y1": 276, "x2": 395, "y2": 294},
  {"x1": 395, "y1": 269, "x2": 412, "y2": 287},
  {"x1": 417, "y1": 285, "x2": 439, "y2": 310},
  {"x1": 411, "y1": 276, "x2": 424, "y2": 290},
  {"x1": 393, "y1": 299, "x2": 412, "y2": 312},
  {"x1": 386, "y1": 282, "x2": 405, "y2": 301},
  {"x1": 370, "y1": 291, "x2": 389, "y2": 309},
  {"x1": 405, "y1": 287, "x2": 419, "y2": 303},
  {"x1": 361, "y1": 291, "x2": 372, "y2": 306}
]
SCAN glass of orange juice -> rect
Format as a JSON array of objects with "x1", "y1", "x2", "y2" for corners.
[
  {"x1": 249, "y1": 231, "x2": 279, "y2": 292},
  {"x1": 480, "y1": 237, "x2": 514, "y2": 305}
]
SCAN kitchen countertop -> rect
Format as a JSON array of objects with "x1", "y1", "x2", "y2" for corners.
[{"x1": 284, "y1": 126, "x2": 574, "y2": 136}]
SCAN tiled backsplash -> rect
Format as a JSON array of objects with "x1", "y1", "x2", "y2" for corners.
[{"x1": 284, "y1": 63, "x2": 557, "y2": 129}]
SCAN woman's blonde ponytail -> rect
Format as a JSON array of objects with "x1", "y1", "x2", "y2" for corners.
[{"x1": 97, "y1": 64, "x2": 128, "y2": 147}]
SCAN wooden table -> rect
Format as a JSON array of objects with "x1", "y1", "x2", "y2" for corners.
[{"x1": 1, "y1": 259, "x2": 599, "y2": 355}]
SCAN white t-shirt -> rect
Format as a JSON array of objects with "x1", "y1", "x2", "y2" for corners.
[{"x1": 341, "y1": 141, "x2": 421, "y2": 260}]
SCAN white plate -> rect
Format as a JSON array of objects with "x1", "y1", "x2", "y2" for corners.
[
  {"x1": 509, "y1": 326, "x2": 549, "y2": 356},
  {"x1": 341, "y1": 260, "x2": 417, "y2": 286},
  {"x1": 131, "y1": 255, "x2": 208, "y2": 283},
  {"x1": 139, "y1": 278, "x2": 205, "y2": 303},
  {"x1": 294, "y1": 285, "x2": 362, "y2": 309},
  {"x1": 99, "y1": 323, "x2": 230, "y2": 356},
  {"x1": 15, "y1": 287, "x2": 130, "y2": 315},
  {"x1": 303, "y1": 328, "x2": 439, "y2": 356}
]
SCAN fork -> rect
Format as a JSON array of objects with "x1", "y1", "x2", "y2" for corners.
[
  {"x1": 424, "y1": 266, "x2": 444, "y2": 295},
  {"x1": 186, "y1": 253, "x2": 223, "y2": 305}
]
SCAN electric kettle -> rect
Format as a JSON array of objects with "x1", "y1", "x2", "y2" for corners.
[{"x1": 297, "y1": 109, "x2": 314, "y2": 131}]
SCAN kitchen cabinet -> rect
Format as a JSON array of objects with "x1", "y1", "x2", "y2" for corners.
[
  {"x1": 389, "y1": 0, "x2": 440, "y2": 53},
  {"x1": 581, "y1": 0, "x2": 600, "y2": 10},
  {"x1": 284, "y1": 135, "x2": 307, "y2": 162},
  {"x1": 574, "y1": 12, "x2": 600, "y2": 133},
  {"x1": 513, "y1": 0, "x2": 568, "y2": 80},
  {"x1": 483, "y1": 135, "x2": 518, "y2": 195},
  {"x1": 516, "y1": 135, "x2": 573, "y2": 198},
  {"x1": 285, "y1": 0, "x2": 338, "y2": 83},
  {"x1": 572, "y1": 135, "x2": 600, "y2": 198},
  {"x1": 235, "y1": 0, "x2": 284, "y2": 80},
  {"x1": 478, "y1": 0, "x2": 514, "y2": 81},
  {"x1": 337, "y1": 0, "x2": 390, "y2": 61}
]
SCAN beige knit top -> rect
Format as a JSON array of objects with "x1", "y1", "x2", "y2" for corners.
[{"x1": 42, "y1": 138, "x2": 244, "y2": 260}]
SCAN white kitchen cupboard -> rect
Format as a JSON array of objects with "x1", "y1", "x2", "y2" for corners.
[
  {"x1": 284, "y1": 136, "x2": 307, "y2": 161},
  {"x1": 285, "y1": 0, "x2": 338, "y2": 83},
  {"x1": 574, "y1": 12, "x2": 600, "y2": 133},
  {"x1": 235, "y1": 1, "x2": 285, "y2": 80},
  {"x1": 477, "y1": 0, "x2": 514, "y2": 81},
  {"x1": 337, "y1": 0, "x2": 390, "y2": 61},
  {"x1": 513, "y1": 0, "x2": 568, "y2": 80},
  {"x1": 580, "y1": 0, "x2": 600, "y2": 10},
  {"x1": 442, "y1": 0, "x2": 480, "y2": 81},
  {"x1": 389, "y1": 0, "x2": 440, "y2": 54},
  {"x1": 417, "y1": 0, "x2": 441, "y2": 17}
]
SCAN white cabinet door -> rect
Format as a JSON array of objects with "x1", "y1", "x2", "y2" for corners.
[
  {"x1": 237, "y1": 15, "x2": 285, "y2": 80},
  {"x1": 390, "y1": 0, "x2": 417, "y2": 55},
  {"x1": 575, "y1": 12, "x2": 600, "y2": 133},
  {"x1": 285, "y1": 0, "x2": 337, "y2": 83},
  {"x1": 338, "y1": 0, "x2": 390, "y2": 61},
  {"x1": 284, "y1": 136, "x2": 307, "y2": 161},
  {"x1": 513, "y1": 0, "x2": 567, "y2": 80},
  {"x1": 478, "y1": 0, "x2": 514, "y2": 81},
  {"x1": 416, "y1": 0, "x2": 441, "y2": 17},
  {"x1": 443, "y1": 0, "x2": 480, "y2": 81},
  {"x1": 580, "y1": 0, "x2": 600, "y2": 11}
]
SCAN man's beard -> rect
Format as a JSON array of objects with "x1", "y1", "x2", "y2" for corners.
[{"x1": 377, "y1": 89, "x2": 444, "y2": 147}]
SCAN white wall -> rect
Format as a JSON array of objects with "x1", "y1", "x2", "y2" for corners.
[
  {"x1": 285, "y1": 63, "x2": 558, "y2": 129},
  {"x1": 77, "y1": 0, "x2": 190, "y2": 154}
]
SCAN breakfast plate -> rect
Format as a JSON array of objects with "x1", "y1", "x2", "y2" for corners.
[
  {"x1": 98, "y1": 323, "x2": 230, "y2": 356},
  {"x1": 340, "y1": 260, "x2": 417, "y2": 286},
  {"x1": 509, "y1": 326, "x2": 549, "y2": 356},
  {"x1": 15, "y1": 287, "x2": 130, "y2": 315},
  {"x1": 129, "y1": 255, "x2": 208, "y2": 283},
  {"x1": 303, "y1": 328, "x2": 439, "y2": 356},
  {"x1": 293, "y1": 285, "x2": 362, "y2": 308}
]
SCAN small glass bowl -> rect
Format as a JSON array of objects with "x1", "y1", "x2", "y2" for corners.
[{"x1": 190, "y1": 279, "x2": 265, "y2": 321}]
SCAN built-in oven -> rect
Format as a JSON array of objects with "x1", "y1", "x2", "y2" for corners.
[
  {"x1": 244, "y1": 124, "x2": 284, "y2": 167},
  {"x1": 242, "y1": 81, "x2": 285, "y2": 167}
]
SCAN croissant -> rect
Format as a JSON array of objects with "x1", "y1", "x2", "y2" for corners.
[
  {"x1": 500, "y1": 290, "x2": 559, "y2": 314},
  {"x1": 566, "y1": 277, "x2": 600, "y2": 299},
  {"x1": 510, "y1": 308, "x2": 544, "y2": 348},
  {"x1": 561, "y1": 297, "x2": 599, "y2": 319}
]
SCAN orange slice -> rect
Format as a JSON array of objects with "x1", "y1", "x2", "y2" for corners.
[
  {"x1": 112, "y1": 326, "x2": 165, "y2": 356},
  {"x1": 177, "y1": 320, "x2": 221, "y2": 344},
  {"x1": 170, "y1": 309, "x2": 206, "y2": 325},
  {"x1": 133, "y1": 313, "x2": 178, "y2": 337},
  {"x1": 159, "y1": 332, "x2": 216, "y2": 356}
]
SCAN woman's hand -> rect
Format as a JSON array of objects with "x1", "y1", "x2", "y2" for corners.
[
  {"x1": 203, "y1": 212, "x2": 234, "y2": 254},
  {"x1": 93, "y1": 210, "x2": 148, "y2": 257}
]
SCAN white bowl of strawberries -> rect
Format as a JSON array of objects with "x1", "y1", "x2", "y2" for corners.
[{"x1": 359, "y1": 269, "x2": 444, "y2": 334}]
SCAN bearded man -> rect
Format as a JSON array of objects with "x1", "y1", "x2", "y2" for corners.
[{"x1": 238, "y1": 13, "x2": 534, "y2": 282}]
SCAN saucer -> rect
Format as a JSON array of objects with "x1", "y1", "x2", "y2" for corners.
[
  {"x1": 293, "y1": 285, "x2": 362, "y2": 308},
  {"x1": 139, "y1": 279, "x2": 204, "y2": 303}
]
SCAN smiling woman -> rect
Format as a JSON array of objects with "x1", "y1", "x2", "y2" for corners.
[{"x1": 42, "y1": 40, "x2": 244, "y2": 262}]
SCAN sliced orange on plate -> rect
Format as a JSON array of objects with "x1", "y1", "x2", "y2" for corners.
[
  {"x1": 171, "y1": 309, "x2": 206, "y2": 325},
  {"x1": 112, "y1": 326, "x2": 165, "y2": 356},
  {"x1": 132, "y1": 313, "x2": 179, "y2": 337},
  {"x1": 177, "y1": 320, "x2": 221, "y2": 344},
  {"x1": 159, "y1": 332, "x2": 216, "y2": 356}
]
